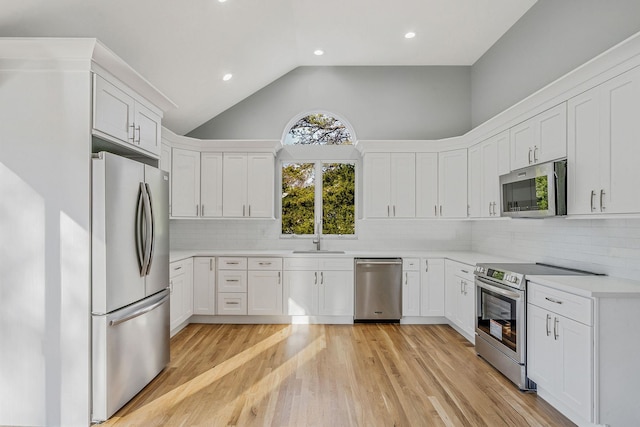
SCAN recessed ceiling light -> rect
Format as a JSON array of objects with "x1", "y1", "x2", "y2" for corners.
[
  {"x1": 405, "y1": 32, "x2": 416, "y2": 39},
  {"x1": 222, "y1": 73, "x2": 233, "y2": 81},
  {"x1": 218, "y1": 0, "x2": 227, "y2": 3},
  {"x1": 314, "y1": 49, "x2": 324, "y2": 56}
]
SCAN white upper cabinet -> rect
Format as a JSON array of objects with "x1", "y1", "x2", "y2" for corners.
[
  {"x1": 223, "y1": 153, "x2": 274, "y2": 218},
  {"x1": 468, "y1": 131, "x2": 508, "y2": 218},
  {"x1": 568, "y1": 66, "x2": 640, "y2": 215},
  {"x1": 200, "y1": 152, "x2": 223, "y2": 218},
  {"x1": 415, "y1": 153, "x2": 439, "y2": 218},
  {"x1": 510, "y1": 103, "x2": 567, "y2": 170},
  {"x1": 171, "y1": 148, "x2": 201, "y2": 217},
  {"x1": 364, "y1": 153, "x2": 416, "y2": 218},
  {"x1": 438, "y1": 149, "x2": 468, "y2": 218},
  {"x1": 93, "y1": 74, "x2": 162, "y2": 157}
]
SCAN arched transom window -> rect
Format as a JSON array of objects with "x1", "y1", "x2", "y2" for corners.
[{"x1": 283, "y1": 113, "x2": 353, "y2": 145}]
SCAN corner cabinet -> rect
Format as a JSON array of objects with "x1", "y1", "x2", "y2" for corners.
[
  {"x1": 363, "y1": 152, "x2": 416, "y2": 218},
  {"x1": 567, "y1": 65, "x2": 640, "y2": 215},
  {"x1": 223, "y1": 153, "x2": 274, "y2": 218},
  {"x1": 468, "y1": 131, "x2": 510, "y2": 218},
  {"x1": 510, "y1": 102, "x2": 567, "y2": 171},
  {"x1": 438, "y1": 149, "x2": 468, "y2": 218},
  {"x1": 93, "y1": 74, "x2": 162, "y2": 157}
]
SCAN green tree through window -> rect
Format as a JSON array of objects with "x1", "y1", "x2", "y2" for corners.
[{"x1": 281, "y1": 113, "x2": 356, "y2": 236}]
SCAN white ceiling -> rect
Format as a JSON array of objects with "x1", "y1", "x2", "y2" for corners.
[{"x1": 0, "y1": 0, "x2": 536, "y2": 135}]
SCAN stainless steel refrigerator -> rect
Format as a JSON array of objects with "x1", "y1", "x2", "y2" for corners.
[{"x1": 91, "y1": 152, "x2": 170, "y2": 422}]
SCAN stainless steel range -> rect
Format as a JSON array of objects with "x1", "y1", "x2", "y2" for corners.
[{"x1": 473, "y1": 263, "x2": 591, "y2": 391}]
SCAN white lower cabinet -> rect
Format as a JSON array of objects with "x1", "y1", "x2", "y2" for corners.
[
  {"x1": 170, "y1": 258, "x2": 193, "y2": 333},
  {"x1": 218, "y1": 293, "x2": 248, "y2": 315},
  {"x1": 420, "y1": 259, "x2": 445, "y2": 317},
  {"x1": 527, "y1": 283, "x2": 592, "y2": 424},
  {"x1": 444, "y1": 259, "x2": 475, "y2": 341},
  {"x1": 247, "y1": 259, "x2": 283, "y2": 315},
  {"x1": 402, "y1": 258, "x2": 421, "y2": 317},
  {"x1": 193, "y1": 257, "x2": 216, "y2": 315},
  {"x1": 284, "y1": 257, "x2": 354, "y2": 317}
]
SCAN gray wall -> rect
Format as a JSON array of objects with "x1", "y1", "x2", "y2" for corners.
[
  {"x1": 471, "y1": 0, "x2": 640, "y2": 127},
  {"x1": 188, "y1": 66, "x2": 471, "y2": 140}
]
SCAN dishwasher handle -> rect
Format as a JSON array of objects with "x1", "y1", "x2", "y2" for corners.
[{"x1": 355, "y1": 260, "x2": 403, "y2": 265}]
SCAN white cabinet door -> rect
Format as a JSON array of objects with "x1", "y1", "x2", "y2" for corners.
[
  {"x1": 247, "y1": 154, "x2": 274, "y2": 218},
  {"x1": 134, "y1": 102, "x2": 162, "y2": 156},
  {"x1": 468, "y1": 144, "x2": 483, "y2": 218},
  {"x1": 438, "y1": 149, "x2": 468, "y2": 218},
  {"x1": 248, "y1": 270, "x2": 283, "y2": 315},
  {"x1": 193, "y1": 257, "x2": 216, "y2": 315},
  {"x1": 390, "y1": 153, "x2": 416, "y2": 217},
  {"x1": 364, "y1": 153, "x2": 392, "y2": 218},
  {"x1": 284, "y1": 270, "x2": 317, "y2": 315},
  {"x1": 223, "y1": 153, "x2": 248, "y2": 217},
  {"x1": 567, "y1": 88, "x2": 601, "y2": 215},
  {"x1": 170, "y1": 259, "x2": 193, "y2": 331},
  {"x1": 557, "y1": 315, "x2": 592, "y2": 420},
  {"x1": 93, "y1": 75, "x2": 134, "y2": 143},
  {"x1": 416, "y1": 153, "x2": 439, "y2": 218},
  {"x1": 182, "y1": 259, "x2": 194, "y2": 322},
  {"x1": 511, "y1": 103, "x2": 567, "y2": 170},
  {"x1": 482, "y1": 135, "x2": 500, "y2": 217},
  {"x1": 160, "y1": 143, "x2": 171, "y2": 173},
  {"x1": 459, "y1": 277, "x2": 475, "y2": 338},
  {"x1": 318, "y1": 270, "x2": 353, "y2": 316},
  {"x1": 527, "y1": 304, "x2": 557, "y2": 390},
  {"x1": 200, "y1": 152, "x2": 223, "y2": 218},
  {"x1": 171, "y1": 148, "x2": 200, "y2": 217},
  {"x1": 444, "y1": 264, "x2": 457, "y2": 321},
  {"x1": 421, "y1": 258, "x2": 445, "y2": 317},
  {"x1": 600, "y1": 68, "x2": 640, "y2": 214},
  {"x1": 402, "y1": 270, "x2": 421, "y2": 316}
]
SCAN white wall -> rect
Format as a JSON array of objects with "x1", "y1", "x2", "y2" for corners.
[
  {"x1": 0, "y1": 69, "x2": 92, "y2": 426},
  {"x1": 170, "y1": 219, "x2": 472, "y2": 253},
  {"x1": 472, "y1": 218, "x2": 640, "y2": 280},
  {"x1": 187, "y1": 66, "x2": 471, "y2": 140},
  {"x1": 471, "y1": 0, "x2": 640, "y2": 127}
]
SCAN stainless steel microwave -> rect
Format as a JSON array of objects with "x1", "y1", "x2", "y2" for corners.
[{"x1": 499, "y1": 160, "x2": 567, "y2": 218}]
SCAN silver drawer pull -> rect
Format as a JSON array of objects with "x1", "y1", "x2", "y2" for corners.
[
  {"x1": 226, "y1": 302, "x2": 240, "y2": 305},
  {"x1": 258, "y1": 262, "x2": 272, "y2": 265},
  {"x1": 173, "y1": 266, "x2": 182, "y2": 270},
  {"x1": 461, "y1": 269, "x2": 469, "y2": 274},
  {"x1": 226, "y1": 262, "x2": 240, "y2": 265},
  {"x1": 545, "y1": 297, "x2": 563, "y2": 304},
  {"x1": 226, "y1": 279, "x2": 240, "y2": 282}
]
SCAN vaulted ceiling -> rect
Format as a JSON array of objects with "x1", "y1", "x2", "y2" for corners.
[{"x1": 1, "y1": 0, "x2": 536, "y2": 135}]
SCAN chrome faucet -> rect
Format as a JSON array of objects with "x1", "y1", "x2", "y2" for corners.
[{"x1": 312, "y1": 221, "x2": 321, "y2": 251}]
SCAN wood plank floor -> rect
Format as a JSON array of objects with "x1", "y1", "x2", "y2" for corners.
[{"x1": 102, "y1": 323, "x2": 575, "y2": 427}]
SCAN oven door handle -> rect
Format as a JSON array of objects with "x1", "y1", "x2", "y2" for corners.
[{"x1": 476, "y1": 280, "x2": 522, "y2": 300}]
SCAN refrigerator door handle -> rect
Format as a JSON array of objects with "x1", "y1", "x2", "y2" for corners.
[
  {"x1": 109, "y1": 293, "x2": 169, "y2": 326},
  {"x1": 144, "y1": 183, "x2": 155, "y2": 275},
  {"x1": 136, "y1": 183, "x2": 146, "y2": 275}
]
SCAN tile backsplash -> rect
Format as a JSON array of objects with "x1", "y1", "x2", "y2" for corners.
[
  {"x1": 471, "y1": 218, "x2": 640, "y2": 280},
  {"x1": 171, "y1": 217, "x2": 640, "y2": 280}
]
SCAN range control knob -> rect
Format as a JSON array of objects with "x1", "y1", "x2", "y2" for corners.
[{"x1": 510, "y1": 276, "x2": 519, "y2": 284}]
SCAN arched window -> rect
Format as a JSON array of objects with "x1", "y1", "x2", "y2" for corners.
[
  {"x1": 280, "y1": 112, "x2": 357, "y2": 238},
  {"x1": 283, "y1": 113, "x2": 354, "y2": 145}
]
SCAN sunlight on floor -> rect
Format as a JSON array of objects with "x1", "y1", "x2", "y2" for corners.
[{"x1": 105, "y1": 324, "x2": 326, "y2": 425}]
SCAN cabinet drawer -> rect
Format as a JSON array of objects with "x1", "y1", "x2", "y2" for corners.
[
  {"x1": 248, "y1": 257, "x2": 283, "y2": 270},
  {"x1": 528, "y1": 282, "x2": 592, "y2": 325},
  {"x1": 446, "y1": 259, "x2": 475, "y2": 281},
  {"x1": 217, "y1": 293, "x2": 247, "y2": 315},
  {"x1": 218, "y1": 257, "x2": 247, "y2": 270},
  {"x1": 217, "y1": 270, "x2": 248, "y2": 292},
  {"x1": 403, "y1": 258, "x2": 420, "y2": 271},
  {"x1": 318, "y1": 257, "x2": 353, "y2": 271},
  {"x1": 170, "y1": 259, "x2": 189, "y2": 279},
  {"x1": 284, "y1": 257, "x2": 319, "y2": 271}
]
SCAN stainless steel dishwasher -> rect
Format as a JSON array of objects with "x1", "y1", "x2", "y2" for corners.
[{"x1": 354, "y1": 258, "x2": 403, "y2": 321}]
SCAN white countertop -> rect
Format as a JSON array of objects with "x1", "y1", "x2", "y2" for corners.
[
  {"x1": 170, "y1": 249, "x2": 523, "y2": 266},
  {"x1": 527, "y1": 275, "x2": 640, "y2": 298}
]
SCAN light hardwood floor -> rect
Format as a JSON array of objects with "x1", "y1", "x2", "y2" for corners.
[{"x1": 103, "y1": 323, "x2": 575, "y2": 427}]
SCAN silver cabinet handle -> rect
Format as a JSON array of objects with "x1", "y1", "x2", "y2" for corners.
[
  {"x1": 425, "y1": 260, "x2": 429, "y2": 272},
  {"x1": 196, "y1": 204, "x2": 199, "y2": 216},
  {"x1": 460, "y1": 280, "x2": 464, "y2": 293},
  {"x1": 528, "y1": 148, "x2": 532, "y2": 164},
  {"x1": 258, "y1": 262, "x2": 272, "y2": 266},
  {"x1": 227, "y1": 301, "x2": 240, "y2": 305},
  {"x1": 129, "y1": 124, "x2": 136, "y2": 141},
  {"x1": 226, "y1": 261, "x2": 239, "y2": 265},
  {"x1": 590, "y1": 190, "x2": 596, "y2": 212},
  {"x1": 600, "y1": 189, "x2": 606, "y2": 211},
  {"x1": 210, "y1": 259, "x2": 213, "y2": 270},
  {"x1": 173, "y1": 266, "x2": 182, "y2": 271},
  {"x1": 249, "y1": 205, "x2": 251, "y2": 217},
  {"x1": 439, "y1": 205, "x2": 443, "y2": 216},
  {"x1": 434, "y1": 205, "x2": 437, "y2": 216},
  {"x1": 226, "y1": 279, "x2": 240, "y2": 282},
  {"x1": 387, "y1": 205, "x2": 390, "y2": 217},
  {"x1": 461, "y1": 269, "x2": 469, "y2": 274},
  {"x1": 134, "y1": 125, "x2": 141, "y2": 143},
  {"x1": 393, "y1": 205, "x2": 396, "y2": 217},
  {"x1": 492, "y1": 202, "x2": 497, "y2": 216},
  {"x1": 553, "y1": 317, "x2": 559, "y2": 340},
  {"x1": 545, "y1": 297, "x2": 563, "y2": 305},
  {"x1": 314, "y1": 272, "x2": 318, "y2": 285},
  {"x1": 489, "y1": 202, "x2": 492, "y2": 216},
  {"x1": 533, "y1": 146, "x2": 539, "y2": 162},
  {"x1": 546, "y1": 314, "x2": 551, "y2": 337},
  {"x1": 320, "y1": 272, "x2": 324, "y2": 285},
  {"x1": 201, "y1": 205, "x2": 205, "y2": 216},
  {"x1": 278, "y1": 271, "x2": 281, "y2": 284},
  {"x1": 405, "y1": 272, "x2": 408, "y2": 285}
]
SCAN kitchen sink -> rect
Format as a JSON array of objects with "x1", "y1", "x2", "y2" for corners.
[{"x1": 292, "y1": 250, "x2": 346, "y2": 254}]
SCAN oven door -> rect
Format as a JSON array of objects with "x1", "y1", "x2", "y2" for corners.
[{"x1": 475, "y1": 278, "x2": 525, "y2": 364}]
